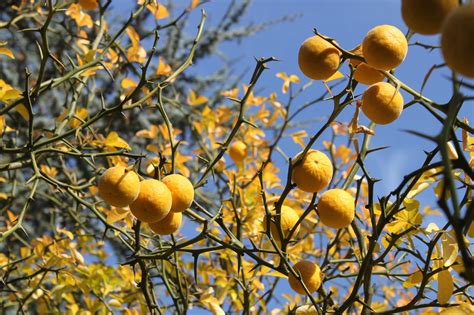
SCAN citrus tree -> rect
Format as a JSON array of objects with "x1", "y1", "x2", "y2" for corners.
[{"x1": 0, "y1": 0, "x2": 473, "y2": 314}]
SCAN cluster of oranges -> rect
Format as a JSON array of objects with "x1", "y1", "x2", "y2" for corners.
[
  {"x1": 299, "y1": 1, "x2": 474, "y2": 127},
  {"x1": 97, "y1": 166, "x2": 194, "y2": 235},
  {"x1": 284, "y1": 0, "x2": 474, "y2": 296}
]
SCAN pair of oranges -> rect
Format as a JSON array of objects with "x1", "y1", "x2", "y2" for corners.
[{"x1": 97, "y1": 166, "x2": 194, "y2": 235}]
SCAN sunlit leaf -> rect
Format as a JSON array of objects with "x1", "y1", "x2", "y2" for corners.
[
  {"x1": 190, "y1": 0, "x2": 200, "y2": 9},
  {"x1": 403, "y1": 269, "x2": 423, "y2": 288},
  {"x1": 104, "y1": 132, "x2": 131, "y2": 150},
  {"x1": 106, "y1": 207, "x2": 130, "y2": 224},
  {"x1": 437, "y1": 270, "x2": 453, "y2": 305},
  {"x1": 290, "y1": 130, "x2": 307, "y2": 149},
  {"x1": 156, "y1": 57, "x2": 172, "y2": 76},
  {"x1": 187, "y1": 90, "x2": 208, "y2": 106},
  {"x1": 57, "y1": 227, "x2": 74, "y2": 240},
  {"x1": 324, "y1": 70, "x2": 344, "y2": 82},
  {"x1": 442, "y1": 231, "x2": 458, "y2": 267},
  {"x1": 66, "y1": 4, "x2": 93, "y2": 28},
  {"x1": 0, "y1": 47, "x2": 15, "y2": 59},
  {"x1": 15, "y1": 104, "x2": 30, "y2": 121},
  {"x1": 121, "y1": 78, "x2": 138, "y2": 90},
  {"x1": 146, "y1": 2, "x2": 170, "y2": 20}
]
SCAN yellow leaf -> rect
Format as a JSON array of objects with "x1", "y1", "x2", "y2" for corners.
[
  {"x1": 147, "y1": 2, "x2": 169, "y2": 20},
  {"x1": 121, "y1": 77, "x2": 138, "y2": 90},
  {"x1": 403, "y1": 269, "x2": 423, "y2": 288},
  {"x1": 190, "y1": 0, "x2": 199, "y2": 9},
  {"x1": 468, "y1": 221, "x2": 474, "y2": 238},
  {"x1": 136, "y1": 125, "x2": 159, "y2": 139},
  {"x1": 156, "y1": 57, "x2": 172, "y2": 76},
  {"x1": 66, "y1": 4, "x2": 93, "y2": 28},
  {"x1": 442, "y1": 231, "x2": 458, "y2": 267},
  {"x1": 104, "y1": 132, "x2": 131, "y2": 150},
  {"x1": 79, "y1": 0, "x2": 98, "y2": 10},
  {"x1": 187, "y1": 90, "x2": 208, "y2": 106},
  {"x1": 290, "y1": 130, "x2": 308, "y2": 149},
  {"x1": 200, "y1": 288, "x2": 225, "y2": 315},
  {"x1": 106, "y1": 207, "x2": 130, "y2": 224},
  {"x1": 40, "y1": 165, "x2": 58, "y2": 178},
  {"x1": 126, "y1": 26, "x2": 147, "y2": 63},
  {"x1": 20, "y1": 247, "x2": 30, "y2": 258},
  {"x1": 0, "y1": 47, "x2": 15, "y2": 59},
  {"x1": 6, "y1": 210, "x2": 16, "y2": 222},
  {"x1": 57, "y1": 227, "x2": 74, "y2": 240},
  {"x1": 437, "y1": 270, "x2": 453, "y2": 305},
  {"x1": 15, "y1": 104, "x2": 29, "y2": 121},
  {"x1": 324, "y1": 70, "x2": 344, "y2": 82},
  {"x1": 0, "y1": 115, "x2": 5, "y2": 135},
  {"x1": 71, "y1": 248, "x2": 85, "y2": 265},
  {"x1": 0, "y1": 193, "x2": 8, "y2": 200},
  {"x1": 70, "y1": 107, "x2": 88, "y2": 128},
  {"x1": 276, "y1": 72, "x2": 300, "y2": 94}
]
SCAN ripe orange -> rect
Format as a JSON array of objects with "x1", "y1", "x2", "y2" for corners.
[
  {"x1": 288, "y1": 260, "x2": 322, "y2": 294},
  {"x1": 361, "y1": 82, "x2": 404, "y2": 125},
  {"x1": 317, "y1": 189, "x2": 355, "y2": 229},
  {"x1": 98, "y1": 166, "x2": 140, "y2": 208},
  {"x1": 298, "y1": 35, "x2": 341, "y2": 80},
  {"x1": 149, "y1": 211, "x2": 182, "y2": 235},
  {"x1": 292, "y1": 150, "x2": 333, "y2": 193},
  {"x1": 401, "y1": 0, "x2": 458, "y2": 35},
  {"x1": 130, "y1": 179, "x2": 172, "y2": 223},
  {"x1": 349, "y1": 45, "x2": 385, "y2": 85},
  {"x1": 362, "y1": 25, "x2": 408, "y2": 71},
  {"x1": 269, "y1": 205, "x2": 300, "y2": 243},
  {"x1": 228, "y1": 140, "x2": 247, "y2": 164},
  {"x1": 441, "y1": 4, "x2": 474, "y2": 78},
  {"x1": 162, "y1": 174, "x2": 194, "y2": 212}
]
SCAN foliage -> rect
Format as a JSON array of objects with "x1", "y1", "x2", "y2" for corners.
[{"x1": 0, "y1": 0, "x2": 473, "y2": 314}]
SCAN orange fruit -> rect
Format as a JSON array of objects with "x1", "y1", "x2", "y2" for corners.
[
  {"x1": 269, "y1": 205, "x2": 300, "y2": 243},
  {"x1": 292, "y1": 150, "x2": 333, "y2": 193},
  {"x1": 98, "y1": 166, "x2": 140, "y2": 208},
  {"x1": 349, "y1": 45, "x2": 385, "y2": 85},
  {"x1": 162, "y1": 174, "x2": 194, "y2": 212},
  {"x1": 362, "y1": 25, "x2": 408, "y2": 71},
  {"x1": 298, "y1": 35, "x2": 341, "y2": 80},
  {"x1": 317, "y1": 189, "x2": 355, "y2": 229},
  {"x1": 228, "y1": 140, "x2": 247, "y2": 164},
  {"x1": 130, "y1": 179, "x2": 172, "y2": 223},
  {"x1": 401, "y1": 0, "x2": 458, "y2": 35},
  {"x1": 361, "y1": 82, "x2": 404, "y2": 125},
  {"x1": 441, "y1": 4, "x2": 474, "y2": 78},
  {"x1": 288, "y1": 260, "x2": 322, "y2": 294},
  {"x1": 149, "y1": 211, "x2": 182, "y2": 235}
]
